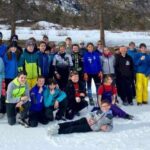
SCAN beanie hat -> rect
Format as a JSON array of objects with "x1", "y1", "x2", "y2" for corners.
[
  {"x1": 10, "y1": 34, "x2": 18, "y2": 42},
  {"x1": 9, "y1": 41, "x2": 18, "y2": 48},
  {"x1": 26, "y1": 39, "x2": 35, "y2": 47},
  {"x1": 58, "y1": 41, "x2": 66, "y2": 47}
]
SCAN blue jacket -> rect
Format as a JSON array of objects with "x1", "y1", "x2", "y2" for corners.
[
  {"x1": 44, "y1": 87, "x2": 66, "y2": 107},
  {"x1": 3, "y1": 53, "x2": 18, "y2": 79},
  {"x1": 38, "y1": 51, "x2": 49, "y2": 78},
  {"x1": 127, "y1": 48, "x2": 137, "y2": 72},
  {"x1": 83, "y1": 51, "x2": 102, "y2": 74},
  {"x1": 0, "y1": 44, "x2": 7, "y2": 58},
  {"x1": 134, "y1": 52, "x2": 150, "y2": 76},
  {"x1": 30, "y1": 85, "x2": 46, "y2": 112}
]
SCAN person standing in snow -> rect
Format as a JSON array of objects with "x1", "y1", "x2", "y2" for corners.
[
  {"x1": 115, "y1": 46, "x2": 134, "y2": 106},
  {"x1": 83, "y1": 42, "x2": 103, "y2": 105},
  {"x1": 65, "y1": 37, "x2": 72, "y2": 55},
  {"x1": 134, "y1": 43, "x2": 150, "y2": 105},
  {"x1": 53, "y1": 41, "x2": 73, "y2": 91}
]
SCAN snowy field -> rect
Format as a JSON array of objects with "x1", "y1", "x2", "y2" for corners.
[
  {"x1": 1, "y1": 21, "x2": 150, "y2": 150},
  {"x1": 1, "y1": 21, "x2": 150, "y2": 48},
  {"x1": 0, "y1": 82, "x2": 150, "y2": 150}
]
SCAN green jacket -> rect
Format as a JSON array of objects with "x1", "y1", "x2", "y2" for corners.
[
  {"x1": 18, "y1": 49, "x2": 41, "y2": 79},
  {"x1": 6, "y1": 77, "x2": 30, "y2": 103}
]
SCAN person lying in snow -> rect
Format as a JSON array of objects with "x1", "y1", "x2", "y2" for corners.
[{"x1": 47, "y1": 100, "x2": 113, "y2": 135}]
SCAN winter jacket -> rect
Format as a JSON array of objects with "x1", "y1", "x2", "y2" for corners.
[
  {"x1": 127, "y1": 48, "x2": 137, "y2": 72},
  {"x1": 6, "y1": 77, "x2": 30, "y2": 104},
  {"x1": 134, "y1": 52, "x2": 150, "y2": 76},
  {"x1": 44, "y1": 87, "x2": 66, "y2": 107},
  {"x1": 87, "y1": 110, "x2": 113, "y2": 132},
  {"x1": 71, "y1": 52, "x2": 83, "y2": 72},
  {"x1": 3, "y1": 52, "x2": 18, "y2": 79},
  {"x1": 0, "y1": 43, "x2": 7, "y2": 57},
  {"x1": 83, "y1": 51, "x2": 102, "y2": 74},
  {"x1": 30, "y1": 85, "x2": 46, "y2": 112},
  {"x1": 101, "y1": 53, "x2": 115, "y2": 74},
  {"x1": 53, "y1": 52, "x2": 73, "y2": 71},
  {"x1": 18, "y1": 49, "x2": 41, "y2": 79},
  {"x1": 115, "y1": 54, "x2": 134, "y2": 79},
  {"x1": 37, "y1": 51, "x2": 49, "y2": 78},
  {"x1": 66, "y1": 80, "x2": 86, "y2": 108}
]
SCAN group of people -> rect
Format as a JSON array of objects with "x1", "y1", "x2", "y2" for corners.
[{"x1": 0, "y1": 31, "x2": 149, "y2": 135}]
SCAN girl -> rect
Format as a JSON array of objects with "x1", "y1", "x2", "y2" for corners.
[
  {"x1": 98, "y1": 75, "x2": 133, "y2": 119},
  {"x1": 4, "y1": 42, "x2": 21, "y2": 89}
]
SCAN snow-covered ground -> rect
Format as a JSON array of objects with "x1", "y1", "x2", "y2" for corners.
[
  {"x1": 1, "y1": 21, "x2": 150, "y2": 48},
  {"x1": 0, "y1": 82, "x2": 150, "y2": 150}
]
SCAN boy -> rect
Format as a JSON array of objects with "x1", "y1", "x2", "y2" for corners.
[
  {"x1": 66, "y1": 71, "x2": 88, "y2": 120},
  {"x1": 44, "y1": 79, "x2": 67, "y2": 121},
  {"x1": 47, "y1": 100, "x2": 113, "y2": 135},
  {"x1": 29, "y1": 76, "x2": 48, "y2": 127}
]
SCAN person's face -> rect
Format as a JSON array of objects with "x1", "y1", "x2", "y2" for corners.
[
  {"x1": 27, "y1": 45, "x2": 34, "y2": 52},
  {"x1": 59, "y1": 46, "x2": 66, "y2": 53},
  {"x1": 103, "y1": 48, "x2": 110, "y2": 55},
  {"x1": 10, "y1": 47, "x2": 17, "y2": 53},
  {"x1": 87, "y1": 44, "x2": 94, "y2": 52},
  {"x1": 129, "y1": 44, "x2": 135, "y2": 50},
  {"x1": 18, "y1": 75, "x2": 26, "y2": 85},
  {"x1": 70, "y1": 74, "x2": 79, "y2": 83},
  {"x1": 49, "y1": 83, "x2": 56, "y2": 90},
  {"x1": 66, "y1": 39, "x2": 72, "y2": 45},
  {"x1": 79, "y1": 43, "x2": 84, "y2": 48},
  {"x1": 37, "y1": 78, "x2": 45, "y2": 87},
  {"x1": 39, "y1": 43, "x2": 46, "y2": 52},
  {"x1": 106, "y1": 77, "x2": 113, "y2": 85},
  {"x1": 43, "y1": 37, "x2": 49, "y2": 44},
  {"x1": 72, "y1": 46, "x2": 79, "y2": 53},
  {"x1": 97, "y1": 42, "x2": 104, "y2": 49},
  {"x1": 140, "y1": 46, "x2": 146, "y2": 53},
  {"x1": 101, "y1": 103, "x2": 111, "y2": 112},
  {"x1": 120, "y1": 47, "x2": 127, "y2": 55}
]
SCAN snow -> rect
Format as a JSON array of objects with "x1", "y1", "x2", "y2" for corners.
[
  {"x1": 1, "y1": 21, "x2": 150, "y2": 48},
  {"x1": 0, "y1": 82, "x2": 150, "y2": 150},
  {"x1": 0, "y1": 21, "x2": 150, "y2": 150}
]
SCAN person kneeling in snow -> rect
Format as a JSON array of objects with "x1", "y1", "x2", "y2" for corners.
[
  {"x1": 97, "y1": 75, "x2": 134, "y2": 120},
  {"x1": 6, "y1": 71, "x2": 30, "y2": 126},
  {"x1": 44, "y1": 79, "x2": 67, "y2": 121},
  {"x1": 47, "y1": 100, "x2": 113, "y2": 135}
]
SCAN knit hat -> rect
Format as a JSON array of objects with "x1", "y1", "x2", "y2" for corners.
[
  {"x1": 26, "y1": 39, "x2": 35, "y2": 47},
  {"x1": 9, "y1": 41, "x2": 18, "y2": 48},
  {"x1": 0, "y1": 32, "x2": 3, "y2": 39},
  {"x1": 10, "y1": 34, "x2": 18, "y2": 42},
  {"x1": 58, "y1": 41, "x2": 66, "y2": 47}
]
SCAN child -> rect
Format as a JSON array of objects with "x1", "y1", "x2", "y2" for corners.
[
  {"x1": 6, "y1": 71, "x2": 30, "y2": 126},
  {"x1": 47, "y1": 100, "x2": 113, "y2": 135},
  {"x1": 53, "y1": 41, "x2": 73, "y2": 90},
  {"x1": 44, "y1": 79, "x2": 67, "y2": 121},
  {"x1": 18, "y1": 39, "x2": 41, "y2": 89},
  {"x1": 97, "y1": 75, "x2": 133, "y2": 119},
  {"x1": 134, "y1": 43, "x2": 150, "y2": 105},
  {"x1": 71, "y1": 44, "x2": 84, "y2": 81},
  {"x1": 83, "y1": 42, "x2": 102, "y2": 105},
  {"x1": 4, "y1": 42, "x2": 21, "y2": 89},
  {"x1": 37, "y1": 41, "x2": 50, "y2": 84},
  {"x1": 66, "y1": 71, "x2": 88, "y2": 120},
  {"x1": 0, "y1": 56, "x2": 5, "y2": 118},
  {"x1": 29, "y1": 76, "x2": 49, "y2": 127}
]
